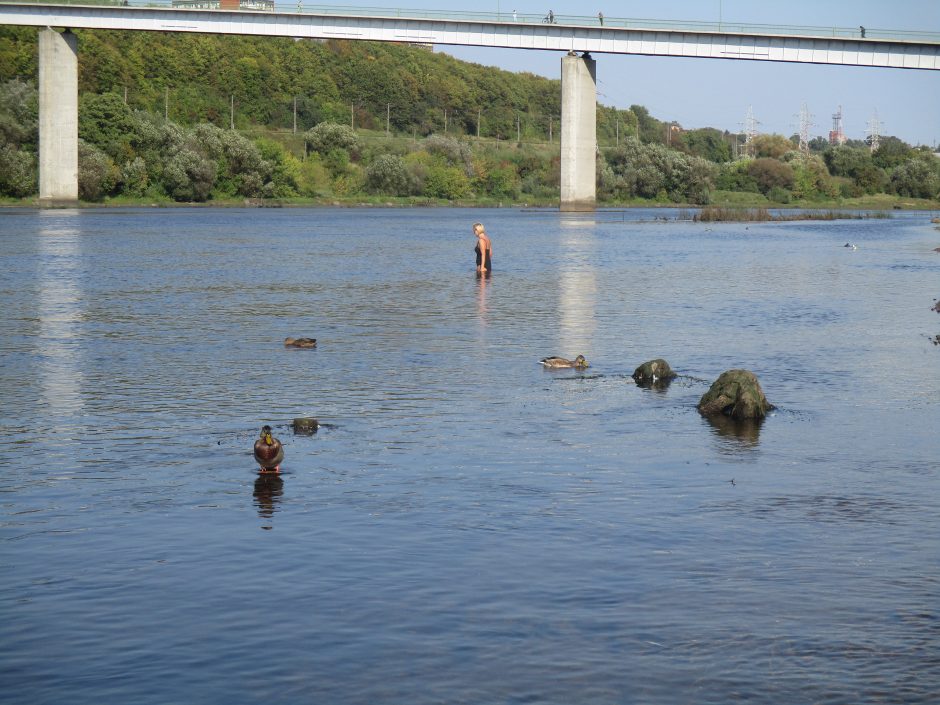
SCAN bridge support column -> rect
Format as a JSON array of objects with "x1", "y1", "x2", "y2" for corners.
[
  {"x1": 39, "y1": 28, "x2": 78, "y2": 203},
  {"x1": 560, "y1": 52, "x2": 596, "y2": 212}
]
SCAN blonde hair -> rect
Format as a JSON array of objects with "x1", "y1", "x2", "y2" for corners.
[{"x1": 473, "y1": 222, "x2": 484, "y2": 233}]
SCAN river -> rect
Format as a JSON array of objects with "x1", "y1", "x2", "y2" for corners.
[{"x1": 1, "y1": 207, "x2": 938, "y2": 704}]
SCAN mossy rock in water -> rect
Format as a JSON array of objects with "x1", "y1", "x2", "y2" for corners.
[
  {"x1": 293, "y1": 417, "x2": 319, "y2": 435},
  {"x1": 632, "y1": 359, "x2": 677, "y2": 385},
  {"x1": 697, "y1": 369, "x2": 773, "y2": 420}
]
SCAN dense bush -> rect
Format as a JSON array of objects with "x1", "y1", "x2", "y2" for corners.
[
  {"x1": 715, "y1": 161, "x2": 759, "y2": 192},
  {"x1": 304, "y1": 122, "x2": 361, "y2": 155},
  {"x1": 601, "y1": 138, "x2": 716, "y2": 203},
  {"x1": 424, "y1": 164, "x2": 470, "y2": 200},
  {"x1": 0, "y1": 78, "x2": 37, "y2": 147},
  {"x1": 890, "y1": 156, "x2": 940, "y2": 199},
  {"x1": 77, "y1": 139, "x2": 119, "y2": 201},
  {"x1": 747, "y1": 158, "x2": 795, "y2": 195},
  {"x1": 163, "y1": 147, "x2": 216, "y2": 202},
  {"x1": 0, "y1": 143, "x2": 36, "y2": 196},
  {"x1": 751, "y1": 134, "x2": 795, "y2": 159},
  {"x1": 366, "y1": 153, "x2": 412, "y2": 196}
]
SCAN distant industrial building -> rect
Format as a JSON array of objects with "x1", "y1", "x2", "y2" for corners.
[
  {"x1": 829, "y1": 105, "x2": 847, "y2": 145},
  {"x1": 171, "y1": 0, "x2": 274, "y2": 10}
]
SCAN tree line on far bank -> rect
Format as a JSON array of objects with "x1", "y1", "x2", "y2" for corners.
[{"x1": 0, "y1": 27, "x2": 938, "y2": 204}]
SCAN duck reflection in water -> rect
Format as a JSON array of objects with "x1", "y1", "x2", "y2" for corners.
[
  {"x1": 705, "y1": 413, "x2": 764, "y2": 450},
  {"x1": 253, "y1": 473, "x2": 284, "y2": 530}
]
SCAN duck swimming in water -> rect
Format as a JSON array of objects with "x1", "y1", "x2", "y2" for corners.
[
  {"x1": 284, "y1": 337, "x2": 317, "y2": 348},
  {"x1": 253, "y1": 425, "x2": 284, "y2": 473},
  {"x1": 540, "y1": 355, "x2": 590, "y2": 369}
]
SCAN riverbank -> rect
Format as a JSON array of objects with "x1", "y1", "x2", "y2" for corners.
[{"x1": 2, "y1": 192, "x2": 939, "y2": 212}]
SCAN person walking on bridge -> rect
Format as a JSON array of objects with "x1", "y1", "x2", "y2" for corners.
[{"x1": 598, "y1": 11, "x2": 604, "y2": 25}]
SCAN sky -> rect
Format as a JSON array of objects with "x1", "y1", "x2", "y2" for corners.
[{"x1": 360, "y1": 0, "x2": 940, "y2": 146}]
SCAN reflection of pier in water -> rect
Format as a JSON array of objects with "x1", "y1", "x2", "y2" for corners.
[
  {"x1": 37, "y1": 211, "x2": 85, "y2": 419},
  {"x1": 558, "y1": 218, "x2": 597, "y2": 356}
]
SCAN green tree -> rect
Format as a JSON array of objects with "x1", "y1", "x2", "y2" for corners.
[
  {"x1": 680, "y1": 128, "x2": 733, "y2": 163},
  {"x1": 163, "y1": 147, "x2": 216, "y2": 201},
  {"x1": 890, "y1": 156, "x2": 940, "y2": 199},
  {"x1": 872, "y1": 136, "x2": 913, "y2": 169},
  {"x1": 78, "y1": 139, "x2": 119, "y2": 201},
  {"x1": 79, "y1": 92, "x2": 138, "y2": 159},
  {"x1": 747, "y1": 158, "x2": 795, "y2": 195},
  {"x1": 0, "y1": 78, "x2": 38, "y2": 147},
  {"x1": 715, "y1": 161, "x2": 759, "y2": 192},
  {"x1": 424, "y1": 164, "x2": 469, "y2": 200},
  {"x1": 751, "y1": 134, "x2": 795, "y2": 159}
]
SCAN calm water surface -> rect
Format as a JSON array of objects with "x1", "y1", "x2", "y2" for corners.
[{"x1": 1, "y1": 207, "x2": 938, "y2": 704}]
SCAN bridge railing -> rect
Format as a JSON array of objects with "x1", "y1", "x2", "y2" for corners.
[{"x1": 2, "y1": 0, "x2": 939, "y2": 43}]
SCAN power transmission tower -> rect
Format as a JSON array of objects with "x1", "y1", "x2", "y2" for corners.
[
  {"x1": 741, "y1": 105, "x2": 760, "y2": 158},
  {"x1": 797, "y1": 102, "x2": 814, "y2": 152},
  {"x1": 865, "y1": 110, "x2": 883, "y2": 153}
]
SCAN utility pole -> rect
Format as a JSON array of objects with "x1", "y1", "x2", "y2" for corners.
[
  {"x1": 549, "y1": 115, "x2": 553, "y2": 144},
  {"x1": 164, "y1": 86, "x2": 168, "y2": 120},
  {"x1": 230, "y1": 95, "x2": 234, "y2": 130},
  {"x1": 293, "y1": 96, "x2": 297, "y2": 134},
  {"x1": 386, "y1": 103, "x2": 390, "y2": 137},
  {"x1": 444, "y1": 108, "x2": 448, "y2": 133},
  {"x1": 516, "y1": 114, "x2": 520, "y2": 143},
  {"x1": 477, "y1": 108, "x2": 481, "y2": 139}
]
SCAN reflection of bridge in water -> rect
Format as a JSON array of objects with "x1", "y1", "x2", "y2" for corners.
[{"x1": 2, "y1": 1, "x2": 939, "y2": 208}]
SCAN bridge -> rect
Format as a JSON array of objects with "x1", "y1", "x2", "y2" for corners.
[{"x1": 2, "y1": 2, "x2": 939, "y2": 209}]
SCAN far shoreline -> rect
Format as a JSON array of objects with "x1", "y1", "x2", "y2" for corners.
[{"x1": 2, "y1": 192, "x2": 939, "y2": 213}]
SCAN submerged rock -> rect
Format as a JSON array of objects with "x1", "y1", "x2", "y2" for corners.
[
  {"x1": 285, "y1": 337, "x2": 317, "y2": 348},
  {"x1": 293, "y1": 417, "x2": 319, "y2": 435},
  {"x1": 632, "y1": 359, "x2": 677, "y2": 386},
  {"x1": 697, "y1": 369, "x2": 773, "y2": 420}
]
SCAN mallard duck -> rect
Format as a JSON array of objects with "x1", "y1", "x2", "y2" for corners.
[
  {"x1": 540, "y1": 354, "x2": 589, "y2": 369},
  {"x1": 284, "y1": 337, "x2": 317, "y2": 348},
  {"x1": 253, "y1": 425, "x2": 284, "y2": 473}
]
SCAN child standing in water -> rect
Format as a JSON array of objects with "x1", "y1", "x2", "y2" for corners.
[{"x1": 473, "y1": 222, "x2": 493, "y2": 276}]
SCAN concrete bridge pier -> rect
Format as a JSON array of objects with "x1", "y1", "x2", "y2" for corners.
[
  {"x1": 559, "y1": 52, "x2": 596, "y2": 212},
  {"x1": 39, "y1": 28, "x2": 79, "y2": 203}
]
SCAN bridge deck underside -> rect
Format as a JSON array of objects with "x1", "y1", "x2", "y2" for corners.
[{"x1": 1, "y1": 4, "x2": 938, "y2": 70}]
